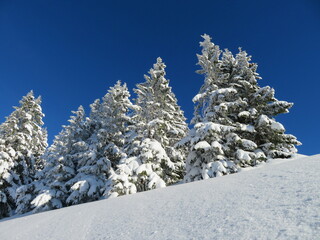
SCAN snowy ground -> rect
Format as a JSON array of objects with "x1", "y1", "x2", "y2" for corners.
[{"x1": 0, "y1": 154, "x2": 319, "y2": 240}]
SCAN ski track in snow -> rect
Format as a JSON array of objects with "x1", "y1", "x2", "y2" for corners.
[{"x1": 0, "y1": 154, "x2": 319, "y2": 240}]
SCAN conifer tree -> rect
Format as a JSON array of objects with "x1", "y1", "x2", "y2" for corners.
[
  {"x1": 0, "y1": 91, "x2": 47, "y2": 218},
  {"x1": 16, "y1": 106, "x2": 87, "y2": 214},
  {"x1": 0, "y1": 138, "x2": 16, "y2": 218},
  {"x1": 99, "y1": 81, "x2": 135, "y2": 166},
  {"x1": 108, "y1": 58, "x2": 188, "y2": 197},
  {"x1": 183, "y1": 35, "x2": 300, "y2": 182},
  {"x1": 136, "y1": 58, "x2": 188, "y2": 164},
  {"x1": 232, "y1": 49, "x2": 301, "y2": 158},
  {"x1": 67, "y1": 81, "x2": 135, "y2": 204}
]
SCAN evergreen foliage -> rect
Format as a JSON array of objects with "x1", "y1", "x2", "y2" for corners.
[
  {"x1": 134, "y1": 57, "x2": 188, "y2": 178},
  {"x1": 17, "y1": 106, "x2": 87, "y2": 213},
  {"x1": 107, "y1": 58, "x2": 188, "y2": 197},
  {"x1": 67, "y1": 81, "x2": 135, "y2": 204},
  {"x1": 0, "y1": 91, "x2": 47, "y2": 218},
  {"x1": 0, "y1": 36, "x2": 302, "y2": 219},
  {"x1": 183, "y1": 34, "x2": 301, "y2": 182}
]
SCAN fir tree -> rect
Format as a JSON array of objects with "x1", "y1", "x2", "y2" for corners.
[
  {"x1": 0, "y1": 91, "x2": 47, "y2": 218},
  {"x1": 138, "y1": 58, "x2": 188, "y2": 162},
  {"x1": 232, "y1": 49, "x2": 301, "y2": 158},
  {"x1": 99, "y1": 81, "x2": 135, "y2": 166},
  {"x1": 108, "y1": 58, "x2": 188, "y2": 197},
  {"x1": 0, "y1": 138, "x2": 16, "y2": 218},
  {"x1": 17, "y1": 106, "x2": 87, "y2": 214},
  {"x1": 134, "y1": 58, "x2": 188, "y2": 179},
  {"x1": 183, "y1": 35, "x2": 300, "y2": 182},
  {"x1": 68, "y1": 81, "x2": 135, "y2": 204}
]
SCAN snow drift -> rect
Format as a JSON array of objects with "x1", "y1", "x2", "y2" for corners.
[{"x1": 0, "y1": 154, "x2": 319, "y2": 240}]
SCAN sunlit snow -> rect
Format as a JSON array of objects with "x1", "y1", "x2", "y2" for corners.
[{"x1": 0, "y1": 154, "x2": 318, "y2": 240}]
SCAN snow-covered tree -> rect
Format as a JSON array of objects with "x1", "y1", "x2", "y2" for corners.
[
  {"x1": 181, "y1": 122, "x2": 238, "y2": 182},
  {"x1": 99, "y1": 81, "x2": 135, "y2": 166},
  {"x1": 183, "y1": 34, "x2": 300, "y2": 182},
  {"x1": 231, "y1": 49, "x2": 301, "y2": 158},
  {"x1": 16, "y1": 106, "x2": 88, "y2": 214},
  {"x1": 0, "y1": 91, "x2": 47, "y2": 218},
  {"x1": 137, "y1": 58, "x2": 188, "y2": 162},
  {"x1": 0, "y1": 138, "x2": 16, "y2": 218},
  {"x1": 67, "y1": 81, "x2": 135, "y2": 204},
  {"x1": 134, "y1": 58, "x2": 188, "y2": 178},
  {"x1": 107, "y1": 58, "x2": 188, "y2": 197}
]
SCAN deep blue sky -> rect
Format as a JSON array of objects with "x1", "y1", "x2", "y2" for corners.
[{"x1": 0, "y1": 0, "x2": 319, "y2": 155}]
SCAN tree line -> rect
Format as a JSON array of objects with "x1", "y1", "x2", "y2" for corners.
[{"x1": 0, "y1": 35, "x2": 300, "y2": 219}]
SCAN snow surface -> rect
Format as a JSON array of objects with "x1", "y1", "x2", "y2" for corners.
[{"x1": 0, "y1": 154, "x2": 319, "y2": 240}]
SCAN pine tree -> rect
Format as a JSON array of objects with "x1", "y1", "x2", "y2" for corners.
[
  {"x1": 0, "y1": 91, "x2": 47, "y2": 218},
  {"x1": 183, "y1": 35, "x2": 300, "y2": 182},
  {"x1": 134, "y1": 57, "x2": 188, "y2": 178},
  {"x1": 232, "y1": 49, "x2": 301, "y2": 158},
  {"x1": 138, "y1": 58, "x2": 188, "y2": 163},
  {"x1": 108, "y1": 58, "x2": 188, "y2": 197},
  {"x1": 67, "y1": 81, "x2": 135, "y2": 204},
  {"x1": 100, "y1": 81, "x2": 135, "y2": 166},
  {"x1": 0, "y1": 138, "x2": 16, "y2": 218},
  {"x1": 17, "y1": 106, "x2": 87, "y2": 214}
]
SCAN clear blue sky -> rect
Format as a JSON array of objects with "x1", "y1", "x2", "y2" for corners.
[{"x1": 0, "y1": 0, "x2": 319, "y2": 155}]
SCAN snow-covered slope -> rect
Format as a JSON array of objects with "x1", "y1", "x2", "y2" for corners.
[{"x1": 0, "y1": 154, "x2": 319, "y2": 240}]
